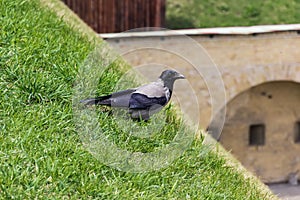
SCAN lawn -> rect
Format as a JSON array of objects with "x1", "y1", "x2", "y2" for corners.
[
  {"x1": 0, "y1": 0, "x2": 276, "y2": 199},
  {"x1": 166, "y1": 0, "x2": 300, "y2": 29}
]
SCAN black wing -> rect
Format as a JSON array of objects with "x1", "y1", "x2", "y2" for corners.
[
  {"x1": 110, "y1": 88, "x2": 136, "y2": 107},
  {"x1": 81, "y1": 88, "x2": 136, "y2": 108},
  {"x1": 129, "y1": 93, "x2": 167, "y2": 109}
]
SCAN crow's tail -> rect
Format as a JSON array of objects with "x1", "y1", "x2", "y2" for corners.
[{"x1": 80, "y1": 95, "x2": 112, "y2": 106}]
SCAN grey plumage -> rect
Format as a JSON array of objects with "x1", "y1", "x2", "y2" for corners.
[{"x1": 80, "y1": 70, "x2": 185, "y2": 120}]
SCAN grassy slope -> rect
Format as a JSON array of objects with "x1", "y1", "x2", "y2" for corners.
[
  {"x1": 166, "y1": 0, "x2": 300, "y2": 29},
  {"x1": 0, "y1": 0, "x2": 277, "y2": 199}
]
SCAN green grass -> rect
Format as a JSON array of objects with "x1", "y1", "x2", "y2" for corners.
[
  {"x1": 0, "y1": 0, "x2": 276, "y2": 199},
  {"x1": 166, "y1": 0, "x2": 300, "y2": 29}
]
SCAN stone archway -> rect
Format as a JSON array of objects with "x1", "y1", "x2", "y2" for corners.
[{"x1": 219, "y1": 81, "x2": 300, "y2": 183}]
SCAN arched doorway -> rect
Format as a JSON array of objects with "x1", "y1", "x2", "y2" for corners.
[{"x1": 219, "y1": 81, "x2": 300, "y2": 183}]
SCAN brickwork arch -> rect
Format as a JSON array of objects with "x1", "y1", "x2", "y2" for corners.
[
  {"x1": 222, "y1": 64, "x2": 300, "y2": 103},
  {"x1": 219, "y1": 80, "x2": 300, "y2": 183}
]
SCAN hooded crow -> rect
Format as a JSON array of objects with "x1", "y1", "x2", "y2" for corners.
[{"x1": 80, "y1": 70, "x2": 185, "y2": 120}]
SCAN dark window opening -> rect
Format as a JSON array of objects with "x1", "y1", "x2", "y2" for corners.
[
  {"x1": 294, "y1": 122, "x2": 300, "y2": 143},
  {"x1": 249, "y1": 124, "x2": 265, "y2": 146}
]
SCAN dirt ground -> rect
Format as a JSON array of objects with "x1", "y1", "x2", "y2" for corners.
[{"x1": 268, "y1": 184, "x2": 300, "y2": 200}]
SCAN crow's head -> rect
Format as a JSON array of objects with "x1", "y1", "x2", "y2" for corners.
[
  {"x1": 159, "y1": 70, "x2": 185, "y2": 89},
  {"x1": 159, "y1": 70, "x2": 185, "y2": 82}
]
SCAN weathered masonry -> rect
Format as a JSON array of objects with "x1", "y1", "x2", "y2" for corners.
[{"x1": 100, "y1": 24, "x2": 300, "y2": 183}]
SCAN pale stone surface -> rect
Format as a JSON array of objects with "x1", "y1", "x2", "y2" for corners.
[{"x1": 269, "y1": 184, "x2": 300, "y2": 200}]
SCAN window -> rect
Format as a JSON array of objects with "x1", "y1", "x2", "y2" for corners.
[
  {"x1": 294, "y1": 122, "x2": 300, "y2": 143},
  {"x1": 249, "y1": 124, "x2": 265, "y2": 146}
]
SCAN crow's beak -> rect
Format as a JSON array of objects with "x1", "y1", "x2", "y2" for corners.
[{"x1": 176, "y1": 73, "x2": 185, "y2": 79}]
